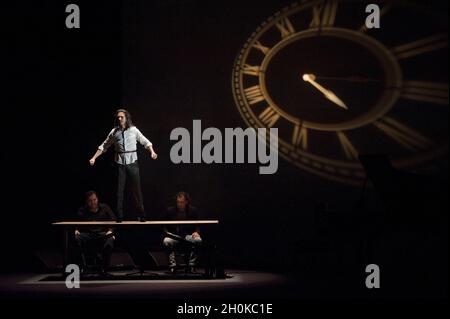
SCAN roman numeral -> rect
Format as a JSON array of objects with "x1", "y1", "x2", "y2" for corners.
[
  {"x1": 292, "y1": 124, "x2": 308, "y2": 150},
  {"x1": 275, "y1": 17, "x2": 295, "y2": 38},
  {"x1": 373, "y1": 117, "x2": 433, "y2": 151},
  {"x1": 401, "y1": 81, "x2": 449, "y2": 105},
  {"x1": 336, "y1": 131, "x2": 358, "y2": 160},
  {"x1": 242, "y1": 64, "x2": 261, "y2": 77},
  {"x1": 259, "y1": 107, "x2": 280, "y2": 128},
  {"x1": 391, "y1": 34, "x2": 448, "y2": 60},
  {"x1": 244, "y1": 85, "x2": 265, "y2": 105},
  {"x1": 252, "y1": 40, "x2": 270, "y2": 55},
  {"x1": 310, "y1": 1, "x2": 338, "y2": 28}
]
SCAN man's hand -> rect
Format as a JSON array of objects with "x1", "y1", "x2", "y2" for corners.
[
  {"x1": 75, "y1": 229, "x2": 81, "y2": 238},
  {"x1": 192, "y1": 232, "x2": 200, "y2": 239},
  {"x1": 89, "y1": 150, "x2": 103, "y2": 166},
  {"x1": 148, "y1": 145, "x2": 158, "y2": 160},
  {"x1": 106, "y1": 230, "x2": 115, "y2": 240}
]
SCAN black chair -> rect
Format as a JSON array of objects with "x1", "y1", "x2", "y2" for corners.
[
  {"x1": 77, "y1": 233, "x2": 114, "y2": 276},
  {"x1": 163, "y1": 231, "x2": 219, "y2": 276}
]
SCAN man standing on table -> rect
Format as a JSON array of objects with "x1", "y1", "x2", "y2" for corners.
[{"x1": 88, "y1": 109, "x2": 158, "y2": 222}]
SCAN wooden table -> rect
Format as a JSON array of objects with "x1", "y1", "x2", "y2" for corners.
[{"x1": 52, "y1": 220, "x2": 220, "y2": 276}]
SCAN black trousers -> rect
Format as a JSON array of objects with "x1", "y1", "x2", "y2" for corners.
[
  {"x1": 116, "y1": 161, "x2": 145, "y2": 219},
  {"x1": 76, "y1": 232, "x2": 114, "y2": 269}
]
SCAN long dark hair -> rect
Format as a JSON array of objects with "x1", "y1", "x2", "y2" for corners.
[{"x1": 114, "y1": 108, "x2": 134, "y2": 129}]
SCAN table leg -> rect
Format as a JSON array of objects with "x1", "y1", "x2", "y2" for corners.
[{"x1": 63, "y1": 227, "x2": 69, "y2": 274}]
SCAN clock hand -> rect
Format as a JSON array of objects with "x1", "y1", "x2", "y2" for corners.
[
  {"x1": 302, "y1": 74, "x2": 348, "y2": 110},
  {"x1": 315, "y1": 75, "x2": 382, "y2": 83}
]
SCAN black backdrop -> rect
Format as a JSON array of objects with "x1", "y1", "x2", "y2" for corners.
[{"x1": 3, "y1": 0, "x2": 448, "y2": 298}]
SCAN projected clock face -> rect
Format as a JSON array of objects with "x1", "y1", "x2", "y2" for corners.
[{"x1": 232, "y1": 0, "x2": 448, "y2": 185}]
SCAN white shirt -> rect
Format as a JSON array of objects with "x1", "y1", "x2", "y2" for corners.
[{"x1": 98, "y1": 126, "x2": 152, "y2": 165}]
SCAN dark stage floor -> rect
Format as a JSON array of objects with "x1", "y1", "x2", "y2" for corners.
[
  {"x1": 1, "y1": 269, "x2": 447, "y2": 319},
  {"x1": 0, "y1": 268, "x2": 446, "y2": 301},
  {"x1": 0, "y1": 270, "x2": 295, "y2": 299}
]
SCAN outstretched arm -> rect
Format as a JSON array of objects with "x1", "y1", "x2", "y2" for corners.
[
  {"x1": 134, "y1": 127, "x2": 158, "y2": 160},
  {"x1": 147, "y1": 145, "x2": 158, "y2": 160},
  {"x1": 89, "y1": 149, "x2": 103, "y2": 166},
  {"x1": 89, "y1": 129, "x2": 115, "y2": 166}
]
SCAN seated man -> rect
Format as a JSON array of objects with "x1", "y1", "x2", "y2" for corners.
[
  {"x1": 163, "y1": 191, "x2": 202, "y2": 273},
  {"x1": 75, "y1": 191, "x2": 116, "y2": 275}
]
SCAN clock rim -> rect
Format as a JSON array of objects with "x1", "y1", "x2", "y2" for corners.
[{"x1": 231, "y1": 0, "x2": 448, "y2": 185}]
